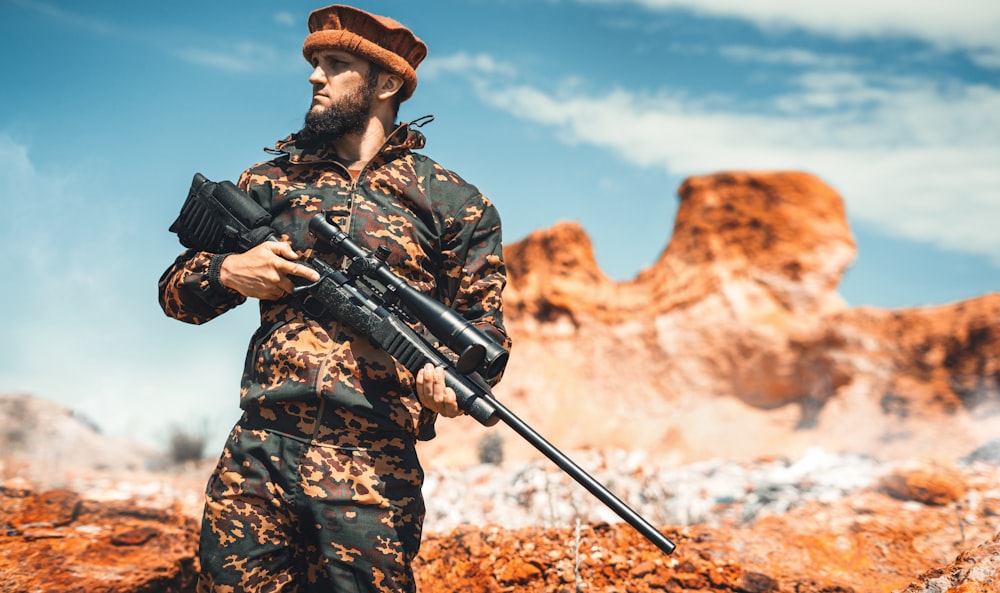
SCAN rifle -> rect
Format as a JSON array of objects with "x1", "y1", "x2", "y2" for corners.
[{"x1": 170, "y1": 172, "x2": 677, "y2": 555}]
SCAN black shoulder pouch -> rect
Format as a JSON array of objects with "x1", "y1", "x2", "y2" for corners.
[{"x1": 169, "y1": 173, "x2": 274, "y2": 252}]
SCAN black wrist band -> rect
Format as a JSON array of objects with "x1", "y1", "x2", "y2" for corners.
[{"x1": 207, "y1": 253, "x2": 232, "y2": 293}]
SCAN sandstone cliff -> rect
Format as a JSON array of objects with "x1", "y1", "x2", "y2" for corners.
[{"x1": 423, "y1": 170, "x2": 1000, "y2": 467}]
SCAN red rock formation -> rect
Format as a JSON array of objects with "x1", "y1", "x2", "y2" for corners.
[
  {"x1": 0, "y1": 484, "x2": 198, "y2": 592},
  {"x1": 901, "y1": 532, "x2": 1000, "y2": 593},
  {"x1": 504, "y1": 170, "x2": 854, "y2": 323},
  {"x1": 424, "y1": 170, "x2": 999, "y2": 467}
]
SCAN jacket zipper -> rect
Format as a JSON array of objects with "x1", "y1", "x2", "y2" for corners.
[
  {"x1": 311, "y1": 385, "x2": 328, "y2": 441},
  {"x1": 305, "y1": 120, "x2": 417, "y2": 440}
]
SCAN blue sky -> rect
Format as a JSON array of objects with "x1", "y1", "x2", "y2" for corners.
[{"x1": 1, "y1": 0, "x2": 998, "y2": 450}]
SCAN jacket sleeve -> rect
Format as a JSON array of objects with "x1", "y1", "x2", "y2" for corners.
[
  {"x1": 157, "y1": 169, "x2": 272, "y2": 324},
  {"x1": 158, "y1": 248, "x2": 247, "y2": 325},
  {"x1": 438, "y1": 189, "x2": 512, "y2": 383}
]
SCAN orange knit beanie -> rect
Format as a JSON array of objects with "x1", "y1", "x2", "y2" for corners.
[{"x1": 303, "y1": 5, "x2": 427, "y2": 102}]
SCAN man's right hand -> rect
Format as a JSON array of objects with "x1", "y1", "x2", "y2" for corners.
[{"x1": 218, "y1": 241, "x2": 321, "y2": 300}]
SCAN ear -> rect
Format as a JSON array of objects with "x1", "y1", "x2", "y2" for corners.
[{"x1": 376, "y1": 72, "x2": 404, "y2": 100}]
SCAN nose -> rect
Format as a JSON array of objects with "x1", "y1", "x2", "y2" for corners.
[{"x1": 308, "y1": 65, "x2": 325, "y2": 85}]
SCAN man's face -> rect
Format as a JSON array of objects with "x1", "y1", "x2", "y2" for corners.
[{"x1": 301, "y1": 49, "x2": 378, "y2": 140}]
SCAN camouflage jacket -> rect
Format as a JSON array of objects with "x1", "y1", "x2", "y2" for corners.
[{"x1": 158, "y1": 122, "x2": 510, "y2": 441}]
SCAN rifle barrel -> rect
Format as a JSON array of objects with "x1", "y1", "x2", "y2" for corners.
[{"x1": 485, "y1": 393, "x2": 677, "y2": 555}]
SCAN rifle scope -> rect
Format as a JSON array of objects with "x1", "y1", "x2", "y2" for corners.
[{"x1": 309, "y1": 213, "x2": 509, "y2": 380}]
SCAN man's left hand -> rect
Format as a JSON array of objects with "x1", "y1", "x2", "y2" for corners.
[{"x1": 415, "y1": 363, "x2": 462, "y2": 418}]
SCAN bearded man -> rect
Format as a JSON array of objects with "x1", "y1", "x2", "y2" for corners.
[{"x1": 158, "y1": 5, "x2": 509, "y2": 592}]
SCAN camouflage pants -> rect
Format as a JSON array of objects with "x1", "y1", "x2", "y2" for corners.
[{"x1": 197, "y1": 402, "x2": 426, "y2": 593}]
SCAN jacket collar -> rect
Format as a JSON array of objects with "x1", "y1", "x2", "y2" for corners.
[{"x1": 267, "y1": 118, "x2": 429, "y2": 167}]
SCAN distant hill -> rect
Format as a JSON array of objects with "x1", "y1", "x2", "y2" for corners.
[{"x1": 0, "y1": 393, "x2": 158, "y2": 484}]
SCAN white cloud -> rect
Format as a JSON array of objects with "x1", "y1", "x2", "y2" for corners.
[
  {"x1": 1, "y1": 134, "x2": 37, "y2": 190},
  {"x1": 719, "y1": 45, "x2": 858, "y2": 69},
  {"x1": 449, "y1": 58, "x2": 1000, "y2": 264},
  {"x1": 12, "y1": 0, "x2": 118, "y2": 38},
  {"x1": 274, "y1": 11, "x2": 297, "y2": 27},
  {"x1": 421, "y1": 52, "x2": 518, "y2": 79},
  {"x1": 174, "y1": 41, "x2": 286, "y2": 73},
  {"x1": 13, "y1": 1, "x2": 298, "y2": 75},
  {"x1": 583, "y1": 0, "x2": 1000, "y2": 66}
]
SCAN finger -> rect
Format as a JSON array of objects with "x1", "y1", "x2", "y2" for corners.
[
  {"x1": 264, "y1": 241, "x2": 299, "y2": 260},
  {"x1": 263, "y1": 282, "x2": 289, "y2": 301},
  {"x1": 272, "y1": 272, "x2": 299, "y2": 296},
  {"x1": 268, "y1": 252, "x2": 320, "y2": 286},
  {"x1": 433, "y1": 367, "x2": 460, "y2": 417},
  {"x1": 287, "y1": 262, "x2": 321, "y2": 282},
  {"x1": 432, "y1": 366, "x2": 447, "y2": 401},
  {"x1": 415, "y1": 363, "x2": 430, "y2": 396},
  {"x1": 418, "y1": 365, "x2": 443, "y2": 415}
]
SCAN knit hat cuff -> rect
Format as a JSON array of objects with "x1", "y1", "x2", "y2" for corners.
[{"x1": 303, "y1": 30, "x2": 420, "y2": 101}]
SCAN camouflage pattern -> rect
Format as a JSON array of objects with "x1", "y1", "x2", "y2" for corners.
[
  {"x1": 158, "y1": 122, "x2": 510, "y2": 591},
  {"x1": 198, "y1": 402, "x2": 424, "y2": 593},
  {"x1": 158, "y1": 122, "x2": 510, "y2": 441}
]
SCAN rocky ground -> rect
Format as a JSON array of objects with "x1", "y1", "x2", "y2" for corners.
[{"x1": 3, "y1": 436, "x2": 1000, "y2": 592}]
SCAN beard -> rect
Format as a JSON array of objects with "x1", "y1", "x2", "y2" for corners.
[{"x1": 298, "y1": 79, "x2": 377, "y2": 145}]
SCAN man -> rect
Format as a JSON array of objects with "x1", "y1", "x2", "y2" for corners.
[{"x1": 158, "y1": 5, "x2": 510, "y2": 592}]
